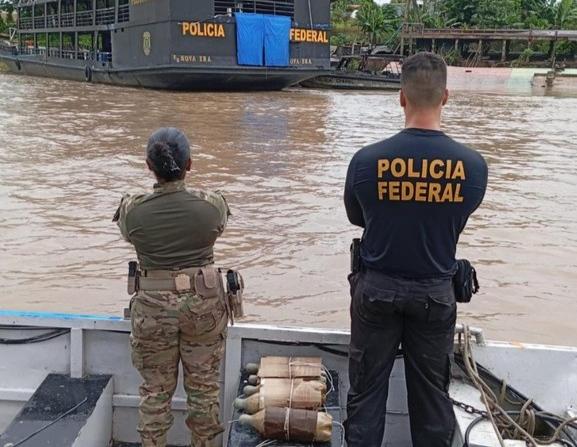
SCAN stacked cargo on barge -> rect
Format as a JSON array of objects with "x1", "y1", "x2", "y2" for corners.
[{"x1": 0, "y1": 0, "x2": 331, "y2": 90}]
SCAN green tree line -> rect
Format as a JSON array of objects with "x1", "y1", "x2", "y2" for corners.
[
  {"x1": 332, "y1": 0, "x2": 577, "y2": 47},
  {"x1": 0, "y1": 0, "x2": 16, "y2": 34}
]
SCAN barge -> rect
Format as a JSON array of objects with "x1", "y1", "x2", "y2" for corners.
[{"x1": 0, "y1": 0, "x2": 331, "y2": 90}]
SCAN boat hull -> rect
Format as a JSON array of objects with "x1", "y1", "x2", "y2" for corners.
[
  {"x1": 301, "y1": 72, "x2": 401, "y2": 90},
  {"x1": 1, "y1": 311, "x2": 575, "y2": 446},
  {"x1": 0, "y1": 55, "x2": 324, "y2": 91}
]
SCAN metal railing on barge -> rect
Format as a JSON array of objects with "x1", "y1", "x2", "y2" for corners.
[
  {"x1": 16, "y1": 45, "x2": 112, "y2": 63},
  {"x1": 17, "y1": 5, "x2": 129, "y2": 30}
]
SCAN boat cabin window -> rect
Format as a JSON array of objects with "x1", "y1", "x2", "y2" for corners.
[
  {"x1": 214, "y1": 0, "x2": 295, "y2": 18},
  {"x1": 118, "y1": 0, "x2": 130, "y2": 23},
  {"x1": 96, "y1": 0, "x2": 115, "y2": 25},
  {"x1": 76, "y1": 0, "x2": 93, "y2": 26},
  {"x1": 19, "y1": 33, "x2": 32, "y2": 54},
  {"x1": 18, "y1": 7, "x2": 32, "y2": 29},
  {"x1": 48, "y1": 33, "x2": 59, "y2": 57},
  {"x1": 33, "y1": 4, "x2": 44, "y2": 29},
  {"x1": 62, "y1": 32, "x2": 75, "y2": 58},
  {"x1": 77, "y1": 32, "x2": 93, "y2": 59},
  {"x1": 97, "y1": 31, "x2": 112, "y2": 63},
  {"x1": 47, "y1": 2, "x2": 58, "y2": 28}
]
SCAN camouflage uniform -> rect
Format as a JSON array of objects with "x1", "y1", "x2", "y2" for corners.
[{"x1": 116, "y1": 180, "x2": 230, "y2": 447}]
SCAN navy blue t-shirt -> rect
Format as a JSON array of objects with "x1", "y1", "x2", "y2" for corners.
[{"x1": 344, "y1": 128, "x2": 488, "y2": 279}]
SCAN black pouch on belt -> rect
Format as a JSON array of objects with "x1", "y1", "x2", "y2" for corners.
[{"x1": 453, "y1": 259, "x2": 479, "y2": 303}]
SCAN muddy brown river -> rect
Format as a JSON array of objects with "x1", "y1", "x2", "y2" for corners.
[{"x1": 1, "y1": 73, "x2": 576, "y2": 345}]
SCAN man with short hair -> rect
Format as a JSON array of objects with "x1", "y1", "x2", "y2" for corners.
[{"x1": 343, "y1": 52, "x2": 488, "y2": 447}]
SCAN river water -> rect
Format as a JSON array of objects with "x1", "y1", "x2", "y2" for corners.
[{"x1": 0, "y1": 73, "x2": 576, "y2": 345}]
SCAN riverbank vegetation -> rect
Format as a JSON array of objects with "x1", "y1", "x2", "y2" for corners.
[
  {"x1": 0, "y1": 0, "x2": 15, "y2": 35},
  {"x1": 331, "y1": 0, "x2": 577, "y2": 62}
]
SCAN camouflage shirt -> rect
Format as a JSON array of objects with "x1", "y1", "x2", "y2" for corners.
[{"x1": 115, "y1": 180, "x2": 230, "y2": 269}]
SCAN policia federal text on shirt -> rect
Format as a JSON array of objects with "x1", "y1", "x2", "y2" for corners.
[{"x1": 343, "y1": 53, "x2": 488, "y2": 447}]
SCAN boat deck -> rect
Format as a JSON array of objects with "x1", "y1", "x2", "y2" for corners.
[{"x1": 1, "y1": 313, "x2": 576, "y2": 446}]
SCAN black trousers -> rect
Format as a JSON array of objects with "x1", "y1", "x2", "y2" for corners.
[{"x1": 344, "y1": 269, "x2": 457, "y2": 447}]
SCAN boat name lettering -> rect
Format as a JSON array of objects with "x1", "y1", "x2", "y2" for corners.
[
  {"x1": 290, "y1": 28, "x2": 329, "y2": 44},
  {"x1": 181, "y1": 22, "x2": 226, "y2": 38},
  {"x1": 290, "y1": 58, "x2": 313, "y2": 65},
  {"x1": 173, "y1": 54, "x2": 213, "y2": 64},
  {"x1": 377, "y1": 158, "x2": 466, "y2": 203}
]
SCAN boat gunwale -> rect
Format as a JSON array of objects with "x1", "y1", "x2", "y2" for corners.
[{"x1": 1, "y1": 310, "x2": 576, "y2": 352}]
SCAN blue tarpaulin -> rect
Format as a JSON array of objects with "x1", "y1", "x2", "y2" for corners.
[
  {"x1": 236, "y1": 13, "x2": 265, "y2": 66},
  {"x1": 264, "y1": 15, "x2": 291, "y2": 67}
]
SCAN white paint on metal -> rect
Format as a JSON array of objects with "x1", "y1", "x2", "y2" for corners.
[
  {"x1": 223, "y1": 330, "x2": 243, "y2": 444},
  {"x1": 0, "y1": 388, "x2": 35, "y2": 402},
  {"x1": 70, "y1": 328, "x2": 85, "y2": 378},
  {"x1": 72, "y1": 378, "x2": 113, "y2": 447}
]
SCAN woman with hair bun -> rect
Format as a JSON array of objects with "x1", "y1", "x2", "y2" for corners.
[{"x1": 114, "y1": 127, "x2": 231, "y2": 447}]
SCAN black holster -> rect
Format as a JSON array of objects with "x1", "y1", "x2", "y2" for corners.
[{"x1": 127, "y1": 261, "x2": 139, "y2": 295}]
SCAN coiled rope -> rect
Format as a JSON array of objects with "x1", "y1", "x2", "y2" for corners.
[{"x1": 459, "y1": 325, "x2": 577, "y2": 446}]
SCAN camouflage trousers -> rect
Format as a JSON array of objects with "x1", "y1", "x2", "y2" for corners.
[{"x1": 130, "y1": 288, "x2": 228, "y2": 447}]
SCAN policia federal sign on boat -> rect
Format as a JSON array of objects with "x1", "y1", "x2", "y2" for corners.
[{"x1": 0, "y1": 0, "x2": 331, "y2": 90}]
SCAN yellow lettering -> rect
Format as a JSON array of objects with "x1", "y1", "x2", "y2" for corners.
[
  {"x1": 407, "y1": 158, "x2": 420, "y2": 178},
  {"x1": 290, "y1": 28, "x2": 328, "y2": 43},
  {"x1": 445, "y1": 159, "x2": 453, "y2": 179},
  {"x1": 421, "y1": 159, "x2": 428, "y2": 178},
  {"x1": 391, "y1": 158, "x2": 406, "y2": 177},
  {"x1": 378, "y1": 182, "x2": 388, "y2": 200},
  {"x1": 428, "y1": 183, "x2": 442, "y2": 202},
  {"x1": 181, "y1": 22, "x2": 226, "y2": 38},
  {"x1": 441, "y1": 183, "x2": 454, "y2": 202},
  {"x1": 452, "y1": 161, "x2": 466, "y2": 180},
  {"x1": 415, "y1": 182, "x2": 427, "y2": 202},
  {"x1": 378, "y1": 159, "x2": 390, "y2": 178},
  {"x1": 454, "y1": 183, "x2": 464, "y2": 202},
  {"x1": 389, "y1": 181, "x2": 401, "y2": 200},
  {"x1": 430, "y1": 159, "x2": 444, "y2": 179},
  {"x1": 401, "y1": 181, "x2": 414, "y2": 200}
]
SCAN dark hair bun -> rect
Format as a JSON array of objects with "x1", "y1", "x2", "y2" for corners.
[
  {"x1": 146, "y1": 128, "x2": 191, "y2": 182},
  {"x1": 152, "y1": 141, "x2": 181, "y2": 180}
]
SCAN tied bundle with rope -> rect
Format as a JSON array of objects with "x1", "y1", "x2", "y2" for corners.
[
  {"x1": 458, "y1": 325, "x2": 577, "y2": 447},
  {"x1": 236, "y1": 378, "x2": 328, "y2": 413},
  {"x1": 235, "y1": 356, "x2": 344, "y2": 446}
]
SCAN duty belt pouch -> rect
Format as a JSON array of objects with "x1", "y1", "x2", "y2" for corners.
[
  {"x1": 453, "y1": 259, "x2": 480, "y2": 303},
  {"x1": 194, "y1": 267, "x2": 220, "y2": 298}
]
